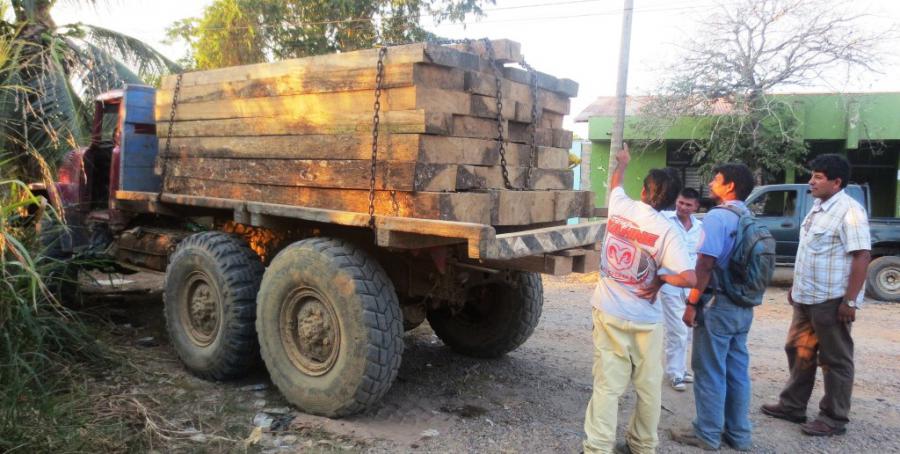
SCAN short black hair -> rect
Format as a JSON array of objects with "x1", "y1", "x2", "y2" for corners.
[
  {"x1": 643, "y1": 168, "x2": 682, "y2": 210},
  {"x1": 712, "y1": 163, "x2": 755, "y2": 201},
  {"x1": 809, "y1": 153, "x2": 850, "y2": 188},
  {"x1": 679, "y1": 187, "x2": 700, "y2": 201}
]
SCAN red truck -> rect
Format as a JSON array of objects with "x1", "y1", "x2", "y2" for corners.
[{"x1": 33, "y1": 84, "x2": 604, "y2": 417}]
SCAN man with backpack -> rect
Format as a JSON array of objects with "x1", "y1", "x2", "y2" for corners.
[
  {"x1": 761, "y1": 154, "x2": 871, "y2": 437},
  {"x1": 670, "y1": 163, "x2": 775, "y2": 451}
]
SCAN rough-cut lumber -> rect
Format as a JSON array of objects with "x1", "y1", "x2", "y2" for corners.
[
  {"x1": 157, "y1": 110, "x2": 451, "y2": 137},
  {"x1": 156, "y1": 63, "x2": 465, "y2": 105},
  {"x1": 165, "y1": 177, "x2": 494, "y2": 224},
  {"x1": 448, "y1": 39, "x2": 522, "y2": 64},
  {"x1": 501, "y1": 67, "x2": 579, "y2": 97},
  {"x1": 157, "y1": 135, "x2": 570, "y2": 168},
  {"x1": 157, "y1": 87, "x2": 475, "y2": 122},
  {"x1": 463, "y1": 71, "x2": 571, "y2": 114},
  {"x1": 166, "y1": 158, "x2": 459, "y2": 192},
  {"x1": 456, "y1": 166, "x2": 574, "y2": 190},
  {"x1": 160, "y1": 43, "x2": 481, "y2": 89}
]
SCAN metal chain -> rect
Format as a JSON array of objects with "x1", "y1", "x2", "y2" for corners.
[
  {"x1": 159, "y1": 73, "x2": 183, "y2": 199},
  {"x1": 520, "y1": 59, "x2": 540, "y2": 189},
  {"x1": 367, "y1": 46, "x2": 388, "y2": 230},
  {"x1": 481, "y1": 39, "x2": 514, "y2": 190}
]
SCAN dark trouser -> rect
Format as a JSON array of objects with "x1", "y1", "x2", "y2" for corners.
[{"x1": 778, "y1": 298, "x2": 854, "y2": 429}]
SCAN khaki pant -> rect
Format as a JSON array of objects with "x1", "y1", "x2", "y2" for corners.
[{"x1": 584, "y1": 308, "x2": 664, "y2": 454}]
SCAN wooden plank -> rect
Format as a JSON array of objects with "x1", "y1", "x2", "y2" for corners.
[
  {"x1": 448, "y1": 39, "x2": 522, "y2": 64},
  {"x1": 464, "y1": 71, "x2": 571, "y2": 114},
  {"x1": 508, "y1": 123, "x2": 574, "y2": 148},
  {"x1": 156, "y1": 110, "x2": 451, "y2": 137},
  {"x1": 164, "y1": 177, "x2": 493, "y2": 224},
  {"x1": 457, "y1": 166, "x2": 574, "y2": 190},
  {"x1": 157, "y1": 135, "x2": 570, "y2": 168},
  {"x1": 156, "y1": 63, "x2": 465, "y2": 105},
  {"x1": 161, "y1": 43, "x2": 480, "y2": 89},
  {"x1": 502, "y1": 66, "x2": 579, "y2": 97},
  {"x1": 572, "y1": 251, "x2": 601, "y2": 273},
  {"x1": 156, "y1": 86, "x2": 473, "y2": 122},
  {"x1": 166, "y1": 158, "x2": 458, "y2": 191},
  {"x1": 490, "y1": 190, "x2": 557, "y2": 225},
  {"x1": 479, "y1": 255, "x2": 573, "y2": 275}
]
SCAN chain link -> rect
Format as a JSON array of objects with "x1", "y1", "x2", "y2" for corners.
[
  {"x1": 519, "y1": 59, "x2": 540, "y2": 189},
  {"x1": 367, "y1": 46, "x2": 388, "y2": 230},
  {"x1": 480, "y1": 39, "x2": 514, "y2": 190},
  {"x1": 159, "y1": 73, "x2": 183, "y2": 199}
]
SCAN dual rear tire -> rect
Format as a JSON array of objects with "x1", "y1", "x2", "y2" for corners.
[{"x1": 164, "y1": 233, "x2": 541, "y2": 417}]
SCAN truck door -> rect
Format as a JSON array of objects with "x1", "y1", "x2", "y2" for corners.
[{"x1": 747, "y1": 187, "x2": 801, "y2": 262}]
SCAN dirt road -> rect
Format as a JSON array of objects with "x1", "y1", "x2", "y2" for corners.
[{"x1": 86, "y1": 272, "x2": 900, "y2": 453}]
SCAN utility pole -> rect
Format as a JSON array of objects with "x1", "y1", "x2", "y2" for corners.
[{"x1": 606, "y1": 0, "x2": 634, "y2": 204}]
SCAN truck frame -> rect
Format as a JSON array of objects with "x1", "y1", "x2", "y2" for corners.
[{"x1": 33, "y1": 84, "x2": 605, "y2": 417}]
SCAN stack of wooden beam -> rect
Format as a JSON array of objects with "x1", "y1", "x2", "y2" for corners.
[{"x1": 155, "y1": 39, "x2": 592, "y2": 226}]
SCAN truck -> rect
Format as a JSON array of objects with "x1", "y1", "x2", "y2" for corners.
[
  {"x1": 745, "y1": 183, "x2": 900, "y2": 302},
  {"x1": 31, "y1": 84, "x2": 605, "y2": 417}
]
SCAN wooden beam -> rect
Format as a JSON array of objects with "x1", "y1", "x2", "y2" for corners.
[
  {"x1": 164, "y1": 177, "x2": 494, "y2": 224},
  {"x1": 478, "y1": 254, "x2": 573, "y2": 275}
]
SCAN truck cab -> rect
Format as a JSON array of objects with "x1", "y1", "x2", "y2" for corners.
[{"x1": 34, "y1": 85, "x2": 159, "y2": 254}]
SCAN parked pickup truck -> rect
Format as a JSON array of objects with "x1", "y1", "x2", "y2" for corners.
[{"x1": 745, "y1": 183, "x2": 900, "y2": 302}]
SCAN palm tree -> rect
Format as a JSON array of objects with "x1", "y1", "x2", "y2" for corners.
[{"x1": 1, "y1": 0, "x2": 179, "y2": 180}]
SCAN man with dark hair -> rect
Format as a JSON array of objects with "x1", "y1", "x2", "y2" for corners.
[
  {"x1": 583, "y1": 144, "x2": 697, "y2": 454},
  {"x1": 657, "y1": 187, "x2": 702, "y2": 392},
  {"x1": 671, "y1": 163, "x2": 756, "y2": 451},
  {"x1": 761, "y1": 153, "x2": 870, "y2": 437}
]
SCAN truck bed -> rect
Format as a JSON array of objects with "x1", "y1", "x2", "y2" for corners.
[{"x1": 115, "y1": 190, "x2": 606, "y2": 274}]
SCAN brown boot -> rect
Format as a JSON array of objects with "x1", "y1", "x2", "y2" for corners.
[
  {"x1": 760, "y1": 403, "x2": 807, "y2": 423},
  {"x1": 801, "y1": 419, "x2": 847, "y2": 437},
  {"x1": 669, "y1": 427, "x2": 718, "y2": 451}
]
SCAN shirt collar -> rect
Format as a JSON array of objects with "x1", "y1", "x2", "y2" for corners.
[{"x1": 813, "y1": 189, "x2": 844, "y2": 212}]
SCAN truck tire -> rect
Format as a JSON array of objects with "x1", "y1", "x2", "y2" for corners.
[
  {"x1": 427, "y1": 271, "x2": 543, "y2": 358},
  {"x1": 164, "y1": 232, "x2": 264, "y2": 380},
  {"x1": 256, "y1": 238, "x2": 403, "y2": 417},
  {"x1": 866, "y1": 256, "x2": 900, "y2": 302}
]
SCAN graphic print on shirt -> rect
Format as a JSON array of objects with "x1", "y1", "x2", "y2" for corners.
[{"x1": 601, "y1": 215, "x2": 660, "y2": 286}]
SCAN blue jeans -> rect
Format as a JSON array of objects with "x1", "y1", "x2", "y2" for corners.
[{"x1": 691, "y1": 295, "x2": 754, "y2": 449}]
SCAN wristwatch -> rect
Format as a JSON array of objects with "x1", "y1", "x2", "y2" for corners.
[{"x1": 843, "y1": 297, "x2": 859, "y2": 309}]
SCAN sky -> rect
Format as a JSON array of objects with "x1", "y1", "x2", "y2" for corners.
[{"x1": 52, "y1": 0, "x2": 900, "y2": 138}]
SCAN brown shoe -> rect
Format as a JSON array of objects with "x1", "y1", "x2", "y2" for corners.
[
  {"x1": 801, "y1": 419, "x2": 847, "y2": 437},
  {"x1": 760, "y1": 403, "x2": 807, "y2": 423},
  {"x1": 669, "y1": 427, "x2": 718, "y2": 450}
]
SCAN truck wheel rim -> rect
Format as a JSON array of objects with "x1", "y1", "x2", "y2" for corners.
[
  {"x1": 182, "y1": 271, "x2": 221, "y2": 346},
  {"x1": 280, "y1": 287, "x2": 340, "y2": 376},
  {"x1": 878, "y1": 266, "x2": 899, "y2": 294}
]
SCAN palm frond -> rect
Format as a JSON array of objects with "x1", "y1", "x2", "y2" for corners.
[{"x1": 74, "y1": 23, "x2": 181, "y2": 77}]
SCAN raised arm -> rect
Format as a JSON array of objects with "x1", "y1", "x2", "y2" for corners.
[{"x1": 609, "y1": 142, "x2": 630, "y2": 190}]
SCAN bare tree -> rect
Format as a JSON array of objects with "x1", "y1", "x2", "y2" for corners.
[{"x1": 636, "y1": 0, "x2": 891, "y2": 181}]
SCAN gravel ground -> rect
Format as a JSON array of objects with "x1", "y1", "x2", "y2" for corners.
[{"x1": 85, "y1": 271, "x2": 900, "y2": 453}]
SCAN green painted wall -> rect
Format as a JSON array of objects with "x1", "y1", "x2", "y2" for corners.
[
  {"x1": 589, "y1": 142, "x2": 666, "y2": 206},
  {"x1": 586, "y1": 93, "x2": 900, "y2": 214}
]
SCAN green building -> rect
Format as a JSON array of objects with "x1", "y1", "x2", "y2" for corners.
[{"x1": 576, "y1": 93, "x2": 900, "y2": 217}]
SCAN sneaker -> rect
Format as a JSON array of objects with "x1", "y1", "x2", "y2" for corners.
[
  {"x1": 670, "y1": 427, "x2": 718, "y2": 450},
  {"x1": 760, "y1": 403, "x2": 807, "y2": 423},
  {"x1": 671, "y1": 377, "x2": 686, "y2": 392},
  {"x1": 683, "y1": 371, "x2": 694, "y2": 383}
]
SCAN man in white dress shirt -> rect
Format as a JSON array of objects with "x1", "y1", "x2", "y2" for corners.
[{"x1": 657, "y1": 188, "x2": 703, "y2": 391}]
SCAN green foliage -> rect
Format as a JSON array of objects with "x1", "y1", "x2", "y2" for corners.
[
  {"x1": 166, "y1": 0, "x2": 492, "y2": 70},
  {"x1": 1, "y1": 0, "x2": 180, "y2": 181}
]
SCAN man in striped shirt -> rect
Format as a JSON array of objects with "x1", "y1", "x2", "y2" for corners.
[{"x1": 761, "y1": 153, "x2": 871, "y2": 437}]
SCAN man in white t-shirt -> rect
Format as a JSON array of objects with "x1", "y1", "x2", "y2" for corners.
[
  {"x1": 583, "y1": 144, "x2": 697, "y2": 454},
  {"x1": 657, "y1": 188, "x2": 703, "y2": 392}
]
